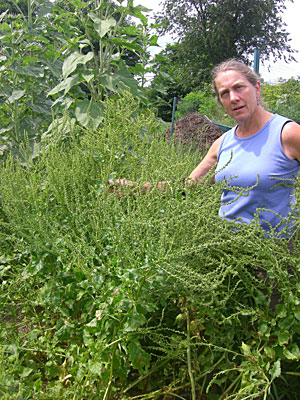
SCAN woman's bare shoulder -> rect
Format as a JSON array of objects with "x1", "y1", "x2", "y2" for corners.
[
  {"x1": 281, "y1": 121, "x2": 300, "y2": 161},
  {"x1": 209, "y1": 130, "x2": 230, "y2": 156}
]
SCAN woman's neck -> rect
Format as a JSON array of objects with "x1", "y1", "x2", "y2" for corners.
[{"x1": 236, "y1": 107, "x2": 274, "y2": 138}]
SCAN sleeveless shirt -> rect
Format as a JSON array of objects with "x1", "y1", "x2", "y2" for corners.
[{"x1": 215, "y1": 114, "x2": 300, "y2": 234}]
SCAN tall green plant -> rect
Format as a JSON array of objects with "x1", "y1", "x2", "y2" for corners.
[
  {"x1": 0, "y1": 0, "x2": 61, "y2": 158},
  {"x1": 0, "y1": 0, "x2": 159, "y2": 161},
  {"x1": 47, "y1": 0, "x2": 158, "y2": 129}
]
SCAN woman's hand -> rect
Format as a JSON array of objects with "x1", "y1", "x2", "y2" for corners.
[
  {"x1": 108, "y1": 179, "x2": 167, "y2": 196},
  {"x1": 108, "y1": 178, "x2": 134, "y2": 187},
  {"x1": 108, "y1": 179, "x2": 135, "y2": 197},
  {"x1": 108, "y1": 178, "x2": 190, "y2": 197}
]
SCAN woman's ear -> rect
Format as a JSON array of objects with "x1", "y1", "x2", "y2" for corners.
[{"x1": 255, "y1": 80, "x2": 261, "y2": 101}]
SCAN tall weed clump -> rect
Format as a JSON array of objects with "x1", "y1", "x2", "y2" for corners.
[{"x1": 0, "y1": 93, "x2": 300, "y2": 399}]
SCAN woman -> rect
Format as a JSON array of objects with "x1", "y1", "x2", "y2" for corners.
[
  {"x1": 111, "y1": 59, "x2": 300, "y2": 235},
  {"x1": 189, "y1": 59, "x2": 300, "y2": 235}
]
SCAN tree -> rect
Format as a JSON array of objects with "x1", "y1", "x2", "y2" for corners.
[
  {"x1": 155, "y1": 0, "x2": 296, "y2": 66},
  {"x1": 149, "y1": 42, "x2": 214, "y2": 120},
  {"x1": 147, "y1": 44, "x2": 192, "y2": 121}
]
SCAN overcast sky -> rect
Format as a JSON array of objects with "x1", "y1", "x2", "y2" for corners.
[{"x1": 136, "y1": 0, "x2": 300, "y2": 83}]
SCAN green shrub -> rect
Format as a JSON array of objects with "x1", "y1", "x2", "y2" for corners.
[
  {"x1": 262, "y1": 78, "x2": 300, "y2": 124},
  {"x1": 0, "y1": 93, "x2": 300, "y2": 399},
  {"x1": 176, "y1": 86, "x2": 235, "y2": 126}
]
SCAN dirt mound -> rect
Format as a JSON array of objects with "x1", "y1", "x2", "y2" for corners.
[{"x1": 165, "y1": 113, "x2": 224, "y2": 152}]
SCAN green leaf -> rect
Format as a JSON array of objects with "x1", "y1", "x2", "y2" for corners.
[
  {"x1": 270, "y1": 360, "x2": 281, "y2": 380},
  {"x1": 294, "y1": 311, "x2": 300, "y2": 321},
  {"x1": 0, "y1": 10, "x2": 9, "y2": 23},
  {"x1": 29, "y1": 101, "x2": 53, "y2": 115},
  {"x1": 241, "y1": 342, "x2": 251, "y2": 356},
  {"x1": 75, "y1": 100, "x2": 104, "y2": 128},
  {"x1": 89, "y1": 102, "x2": 104, "y2": 129},
  {"x1": 48, "y1": 75, "x2": 79, "y2": 96},
  {"x1": 127, "y1": 340, "x2": 151, "y2": 373},
  {"x1": 20, "y1": 367, "x2": 33, "y2": 378},
  {"x1": 283, "y1": 348, "x2": 298, "y2": 360},
  {"x1": 157, "y1": 71, "x2": 171, "y2": 79},
  {"x1": 89, "y1": 361, "x2": 102, "y2": 376},
  {"x1": 63, "y1": 52, "x2": 94, "y2": 79},
  {"x1": 15, "y1": 66, "x2": 45, "y2": 78},
  {"x1": 82, "y1": 70, "x2": 95, "y2": 84},
  {"x1": 121, "y1": 25, "x2": 139, "y2": 36},
  {"x1": 7, "y1": 90, "x2": 26, "y2": 103},
  {"x1": 114, "y1": 69, "x2": 139, "y2": 95},
  {"x1": 278, "y1": 331, "x2": 290, "y2": 346},
  {"x1": 149, "y1": 35, "x2": 159, "y2": 46},
  {"x1": 284, "y1": 343, "x2": 300, "y2": 360},
  {"x1": 45, "y1": 361, "x2": 60, "y2": 378},
  {"x1": 150, "y1": 23, "x2": 165, "y2": 29},
  {"x1": 111, "y1": 38, "x2": 144, "y2": 53},
  {"x1": 124, "y1": 309, "x2": 147, "y2": 332},
  {"x1": 128, "y1": 8, "x2": 148, "y2": 26},
  {"x1": 275, "y1": 305, "x2": 287, "y2": 318},
  {"x1": 259, "y1": 323, "x2": 268, "y2": 335},
  {"x1": 264, "y1": 346, "x2": 275, "y2": 359},
  {"x1": 75, "y1": 99, "x2": 90, "y2": 127},
  {"x1": 278, "y1": 315, "x2": 294, "y2": 330},
  {"x1": 88, "y1": 13, "x2": 116, "y2": 38},
  {"x1": 22, "y1": 56, "x2": 41, "y2": 65},
  {"x1": 100, "y1": 73, "x2": 121, "y2": 92}
]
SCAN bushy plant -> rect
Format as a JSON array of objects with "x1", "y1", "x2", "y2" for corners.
[
  {"x1": 0, "y1": 93, "x2": 300, "y2": 399},
  {"x1": 262, "y1": 78, "x2": 300, "y2": 124}
]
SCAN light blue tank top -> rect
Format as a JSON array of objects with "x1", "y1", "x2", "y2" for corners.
[{"x1": 215, "y1": 114, "x2": 300, "y2": 234}]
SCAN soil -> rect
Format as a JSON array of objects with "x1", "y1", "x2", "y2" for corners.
[{"x1": 165, "y1": 112, "x2": 224, "y2": 152}]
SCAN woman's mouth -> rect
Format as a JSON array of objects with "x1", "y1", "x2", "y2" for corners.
[{"x1": 233, "y1": 105, "x2": 245, "y2": 112}]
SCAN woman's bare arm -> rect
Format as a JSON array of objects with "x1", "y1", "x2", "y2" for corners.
[
  {"x1": 188, "y1": 135, "x2": 223, "y2": 182},
  {"x1": 281, "y1": 122, "x2": 300, "y2": 161},
  {"x1": 109, "y1": 134, "x2": 224, "y2": 195}
]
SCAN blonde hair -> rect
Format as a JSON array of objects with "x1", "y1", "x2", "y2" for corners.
[{"x1": 212, "y1": 59, "x2": 261, "y2": 99}]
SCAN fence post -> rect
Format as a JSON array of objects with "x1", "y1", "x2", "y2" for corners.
[
  {"x1": 170, "y1": 97, "x2": 177, "y2": 141},
  {"x1": 254, "y1": 49, "x2": 261, "y2": 74}
]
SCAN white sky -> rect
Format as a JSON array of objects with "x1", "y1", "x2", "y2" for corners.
[{"x1": 136, "y1": 0, "x2": 300, "y2": 83}]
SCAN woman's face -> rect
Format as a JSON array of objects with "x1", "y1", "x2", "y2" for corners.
[{"x1": 214, "y1": 69, "x2": 260, "y2": 124}]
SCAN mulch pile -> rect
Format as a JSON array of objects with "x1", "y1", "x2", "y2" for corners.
[{"x1": 165, "y1": 112, "x2": 224, "y2": 152}]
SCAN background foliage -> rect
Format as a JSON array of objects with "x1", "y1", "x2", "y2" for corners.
[
  {"x1": 262, "y1": 78, "x2": 300, "y2": 124},
  {"x1": 175, "y1": 85, "x2": 235, "y2": 126}
]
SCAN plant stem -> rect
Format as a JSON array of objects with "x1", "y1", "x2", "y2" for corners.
[
  {"x1": 103, "y1": 326, "x2": 118, "y2": 400},
  {"x1": 186, "y1": 308, "x2": 196, "y2": 400},
  {"x1": 27, "y1": 0, "x2": 32, "y2": 25},
  {"x1": 124, "y1": 359, "x2": 169, "y2": 393}
]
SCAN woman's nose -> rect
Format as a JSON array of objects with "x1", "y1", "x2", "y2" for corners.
[{"x1": 229, "y1": 90, "x2": 239, "y2": 102}]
